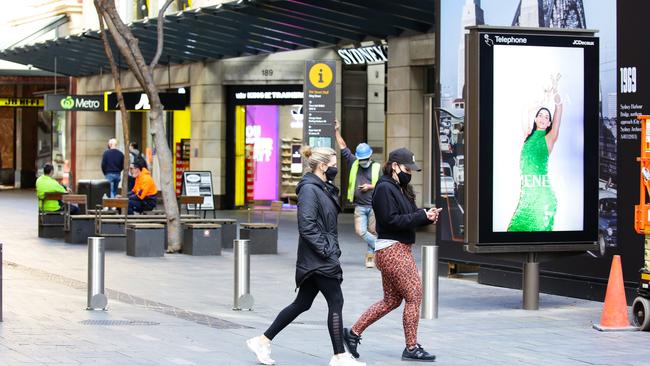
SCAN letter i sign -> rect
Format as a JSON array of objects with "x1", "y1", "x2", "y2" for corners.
[{"x1": 309, "y1": 63, "x2": 333, "y2": 89}]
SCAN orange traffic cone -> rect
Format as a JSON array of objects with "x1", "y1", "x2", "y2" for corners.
[{"x1": 593, "y1": 255, "x2": 637, "y2": 331}]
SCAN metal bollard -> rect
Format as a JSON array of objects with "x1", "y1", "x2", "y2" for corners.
[
  {"x1": 421, "y1": 245, "x2": 439, "y2": 319},
  {"x1": 523, "y1": 252, "x2": 540, "y2": 310},
  {"x1": 87, "y1": 237, "x2": 108, "y2": 310},
  {"x1": 233, "y1": 239, "x2": 254, "y2": 310}
]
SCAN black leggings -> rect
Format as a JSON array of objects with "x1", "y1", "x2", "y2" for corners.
[{"x1": 264, "y1": 274, "x2": 345, "y2": 355}]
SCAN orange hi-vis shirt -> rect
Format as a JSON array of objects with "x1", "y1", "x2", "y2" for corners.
[{"x1": 132, "y1": 168, "x2": 158, "y2": 200}]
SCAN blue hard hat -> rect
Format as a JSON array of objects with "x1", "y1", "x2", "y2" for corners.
[{"x1": 355, "y1": 143, "x2": 373, "y2": 160}]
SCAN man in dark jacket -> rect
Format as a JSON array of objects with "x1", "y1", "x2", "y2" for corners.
[{"x1": 101, "y1": 138, "x2": 124, "y2": 198}]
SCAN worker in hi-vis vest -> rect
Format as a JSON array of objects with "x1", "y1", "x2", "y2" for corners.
[{"x1": 335, "y1": 120, "x2": 381, "y2": 268}]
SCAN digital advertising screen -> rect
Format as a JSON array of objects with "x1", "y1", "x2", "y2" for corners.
[{"x1": 469, "y1": 29, "x2": 599, "y2": 245}]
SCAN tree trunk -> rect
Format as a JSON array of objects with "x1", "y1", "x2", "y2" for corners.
[
  {"x1": 95, "y1": 0, "x2": 182, "y2": 252},
  {"x1": 148, "y1": 102, "x2": 182, "y2": 251}
]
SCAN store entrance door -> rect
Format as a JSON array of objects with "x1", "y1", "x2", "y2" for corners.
[
  {"x1": 341, "y1": 68, "x2": 368, "y2": 210},
  {"x1": 234, "y1": 104, "x2": 304, "y2": 207},
  {"x1": 226, "y1": 85, "x2": 304, "y2": 209}
]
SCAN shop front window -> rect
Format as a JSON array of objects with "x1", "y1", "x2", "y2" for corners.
[
  {"x1": 235, "y1": 103, "x2": 304, "y2": 206},
  {"x1": 245, "y1": 105, "x2": 279, "y2": 201}
]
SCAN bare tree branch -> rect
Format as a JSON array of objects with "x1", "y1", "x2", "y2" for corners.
[
  {"x1": 95, "y1": 1, "x2": 131, "y2": 196},
  {"x1": 94, "y1": 0, "x2": 183, "y2": 252},
  {"x1": 150, "y1": 0, "x2": 175, "y2": 70},
  {"x1": 98, "y1": 1, "x2": 148, "y2": 87}
]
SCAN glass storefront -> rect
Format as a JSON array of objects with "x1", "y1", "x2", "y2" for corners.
[
  {"x1": 235, "y1": 104, "x2": 303, "y2": 205},
  {"x1": 227, "y1": 85, "x2": 304, "y2": 208},
  {"x1": 36, "y1": 110, "x2": 70, "y2": 186}
]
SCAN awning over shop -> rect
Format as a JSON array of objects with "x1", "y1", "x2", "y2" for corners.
[{"x1": 0, "y1": 0, "x2": 434, "y2": 77}]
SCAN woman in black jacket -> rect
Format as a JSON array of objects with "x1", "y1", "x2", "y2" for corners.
[
  {"x1": 247, "y1": 146, "x2": 365, "y2": 366},
  {"x1": 343, "y1": 148, "x2": 441, "y2": 363}
]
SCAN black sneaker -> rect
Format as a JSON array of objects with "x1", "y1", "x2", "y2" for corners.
[
  {"x1": 401, "y1": 344, "x2": 436, "y2": 362},
  {"x1": 343, "y1": 327, "x2": 362, "y2": 358}
]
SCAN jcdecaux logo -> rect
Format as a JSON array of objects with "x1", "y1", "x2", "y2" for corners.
[{"x1": 60, "y1": 96, "x2": 74, "y2": 110}]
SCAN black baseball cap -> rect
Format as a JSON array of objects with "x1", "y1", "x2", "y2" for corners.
[{"x1": 388, "y1": 148, "x2": 421, "y2": 171}]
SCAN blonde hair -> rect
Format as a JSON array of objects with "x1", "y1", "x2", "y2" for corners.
[{"x1": 302, "y1": 146, "x2": 336, "y2": 173}]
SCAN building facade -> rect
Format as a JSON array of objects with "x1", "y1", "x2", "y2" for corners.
[{"x1": 1, "y1": 0, "x2": 435, "y2": 209}]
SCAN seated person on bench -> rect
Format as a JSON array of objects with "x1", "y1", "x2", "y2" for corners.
[
  {"x1": 36, "y1": 163, "x2": 80, "y2": 214},
  {"x1": 128, "y1": 158, "x2": 158, "y2": 214}
]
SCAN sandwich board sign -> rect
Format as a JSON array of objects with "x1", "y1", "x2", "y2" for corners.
[{"x1": 181, "y1": 171, "x2": 215, "y2": 210}]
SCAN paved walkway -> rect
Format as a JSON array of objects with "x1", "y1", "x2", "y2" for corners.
[{"x1": 1, "y1": 189, "x2": 649, "y2": 365}]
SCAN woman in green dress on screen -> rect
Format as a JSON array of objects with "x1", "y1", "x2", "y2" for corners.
[{"x1": 508, "y1": 74, "x2": 563, "y2": 232}]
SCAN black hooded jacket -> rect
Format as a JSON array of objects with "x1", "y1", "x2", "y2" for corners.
[
  {"x1": 372, "y1": 175, "x2": 432, "y2": 244},
  {"x1": 294, "y1": 172, "x2": 342, "y2": 287}
]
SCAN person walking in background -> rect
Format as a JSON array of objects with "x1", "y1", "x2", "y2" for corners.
[
  {"x1": 129, "y1": 142, "x2": 143, "y2": 165},
  {"x1": 335, "y1": 120, "x2": 380, "y2": 268},
  {"x1": 247, "y1": 146, "x2": 365, "y2": 366},
  {"x1": 343, "y1": 148, "x2": 441, "y2": 363},
  {"x1": 101, "y1": 138, "x2": 124, "y2": 198},
  {"x1": 127, "y1": 158, "x2": 157, "y2": 215}
]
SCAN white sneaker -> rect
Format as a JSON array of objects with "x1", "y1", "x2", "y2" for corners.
[
  {"x1": 329, "y1": 353, "x2": 366, "y2": 366},
  {"x1": 246, "y1": 336, "x2": 275, "y2": 365}
]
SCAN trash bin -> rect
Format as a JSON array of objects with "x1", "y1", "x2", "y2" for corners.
[
  {"x1": 92, "y1": 180, "x2": 110, "y2": 203},
  {"x1": 77, "y1": 179, "x2": 111, "y2": 208}
]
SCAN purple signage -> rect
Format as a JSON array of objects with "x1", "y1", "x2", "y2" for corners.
[{"x1": 245, "y1": 105, "x2": 279, "y2": 200}]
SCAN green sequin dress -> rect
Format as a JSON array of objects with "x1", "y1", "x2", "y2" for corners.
[{"x1": 507, "y1": 130, "x2": 557, "y2": 232}]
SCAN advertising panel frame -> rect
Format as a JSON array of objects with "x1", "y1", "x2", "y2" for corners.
[{"x1": 464, "y1": 25, "x2": 599, "y2": 253}]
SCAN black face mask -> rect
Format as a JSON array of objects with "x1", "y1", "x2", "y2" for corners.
[
  {"x1": 325, "y1": 166, "x2": 338, "y2": 181},
  {"x1": 395, "y1": 166, "x2": 411, "y2": 186}
]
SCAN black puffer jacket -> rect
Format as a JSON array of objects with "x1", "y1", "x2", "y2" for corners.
[
  {"x1": 294, "y1": 172, "x2": 342, "y2": 287},
  {"x1": 372, "y1": 175, "x2": 432, "y2": 244}
]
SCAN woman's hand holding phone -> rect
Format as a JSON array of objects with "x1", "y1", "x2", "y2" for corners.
[{"x1": 426, "y1": 207, "x2": 442, "y2": 222}]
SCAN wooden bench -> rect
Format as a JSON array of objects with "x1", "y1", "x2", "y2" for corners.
[
  {"x1": 183, "y1": 223, "x2": 222, "y2": 256},
  {"x1": 246, "y1": 200, "x2": 283, "y2": 226},
  {"x1": 182, "y1": 218, "x2": 237, "y2": 249},
  {"x1": 95, "y1": 198, "x2": 129, "y2": 250},
  {"x1": 178, "y1": 195, "x2": 205, "y2": 216},
  {"x1": 240, "y1": 201, "x2": 281, "y2": 254},
  {"x1": 38, "y1": 192, "x2": 66, "y2": 238},
  {"x1": 95, "y1": 198, "x2": 129, "y2": 234},
  {"x1": 62, "y1": 194, "x2": 87, "y2": 232},
  {"x1": 66, "y1": 213, "x2": 199, "y2": 245},
  {"x1": 126, "y1": 223, "x2": 165, "y2": 257},
  {"x1": 93, "y1": 207, "x2": 224, "y2": 252},
  {"x1": 240, "y1": 222, "x2": 278, "y2": 255}
]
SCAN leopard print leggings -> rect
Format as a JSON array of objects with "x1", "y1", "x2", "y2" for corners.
[{"x1": 351, "y1": 242, "x2": 422, "y2": 348}]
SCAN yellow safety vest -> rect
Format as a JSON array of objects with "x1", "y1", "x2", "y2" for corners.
[{"x1": 347, "y1": 160, "x2": 380, "y2": 203}]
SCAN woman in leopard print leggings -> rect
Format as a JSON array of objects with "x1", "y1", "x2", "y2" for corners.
[{"x1": 343, "y1": 148, "x2": 440, "y2": 362}]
